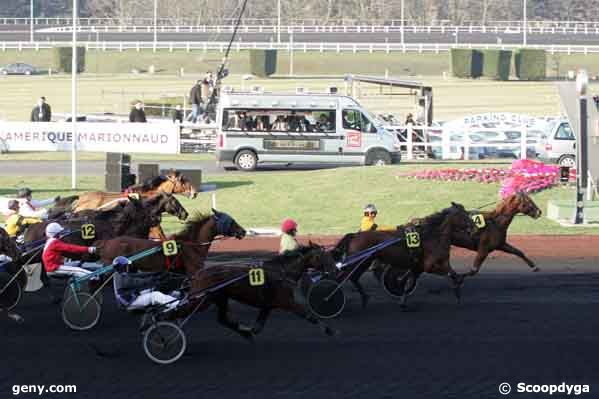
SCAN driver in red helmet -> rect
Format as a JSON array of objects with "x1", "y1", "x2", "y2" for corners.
[{"x1": 279, "y1": 218, "x2": 299, "y2": 254}]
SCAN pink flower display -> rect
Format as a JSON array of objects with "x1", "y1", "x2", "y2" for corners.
[{"x1": 402, "y1": 160, "x2": 575, "y2": 198}]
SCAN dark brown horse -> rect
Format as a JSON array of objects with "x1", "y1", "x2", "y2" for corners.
[
  {"x1": 450, "y1": 192, "x2": 543, "y2": 276},
  {"x1": 95, "y1": 210, "x2": 246, "y2": 306},
  {"x1": 182, "y1": 243, "x2": 339, "y2": 340},
  {"x1": 71, "y1": 170, "x2": 198, "y2": 212},
  {"x1": 332, "y1": 202, "x2": 474, "y2": 309}
]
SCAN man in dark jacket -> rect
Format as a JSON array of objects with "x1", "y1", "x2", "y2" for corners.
[
  {"x1": 187, "y1": 80, "x2": 203, "y2": 123},
  {"x1": 129, "y1": 101, "x2": 147, "y2": 123},
  {"x1": 30, "y1": 96, "x2": 52, "y2": 122},
  {"x1": 171, "y1": 104, "x2": 184, "y2": 124}
]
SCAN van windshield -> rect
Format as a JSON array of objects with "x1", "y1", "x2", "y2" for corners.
[{"x1": 222, "y1": 108, "x2": 336, "y2": 133}]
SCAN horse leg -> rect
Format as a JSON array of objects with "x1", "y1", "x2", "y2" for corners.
[
  {"x1": 214, "y1": 295, "x2": 254, "y2": 341},
  {"x1": 499, "y1": 242, "x2": 539, "y2": 272},
  {"x1": 251, "y1": 308, "x2": 272, "y2": 335},
  {"x1": 289, "y1": 302, "x2": 338, "y2": 337},
  {"x1": 468, "y1": 250, "x2": 490, "y2": 276},
  {"x1": 350, "y1": 274, "x2": 370, "y2": 309}
]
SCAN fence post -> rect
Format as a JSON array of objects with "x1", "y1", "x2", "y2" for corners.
[
  {"x1": 463, "y1": 127, "x2": 470, "y2": 161},
  {"x1": 520, "y1": 126, "x2": 527, "y2": 160},
  {"x1": 442, "y1": 126, "x2": 450, "y2": 160},
  {"x1": 406, "y1": 125, "x2": 413, "y2": 160}
]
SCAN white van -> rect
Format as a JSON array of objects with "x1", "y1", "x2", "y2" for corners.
[
  {"x1": 538, "y1": 119, "x2": 576, "y2": 167},
  {"x1": 215, "y1": 93, "x2": 401, "y2": 171}
]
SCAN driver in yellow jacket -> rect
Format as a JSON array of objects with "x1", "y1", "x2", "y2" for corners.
[{"x1": 359, "y1": 204, "x2": 395, "y2": 232}]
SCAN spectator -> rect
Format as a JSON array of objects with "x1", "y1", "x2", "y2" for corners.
[
  {"x1": 201, "y1": 73, "x2": 212, "y2": 103},
  {"x1": 187, "y1": 80, "x2": 203, "y2": 123},
  {"x1": 129, "y1": 101, "x2": 147, "y2": 123},
  {"x1": 30, "y1": 96, "x2": 52, "y2": 122},
  {"x1": 171, "y1": 104, "x2": 184, "y2": 124},
  {"x1": 287, "y1": 111, "x2": 301, "y2": 132},
  {"x1": 316, "y1": 114, "x2": 332, "y2": 132},
  {"x1": 272, "y1": 115, "x2": 287, "y2": 131}
]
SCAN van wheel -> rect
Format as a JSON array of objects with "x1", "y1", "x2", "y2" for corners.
[
  {"x1": 558, "y1": 155, "x2": 576, "y2": 168},
  {"x1": 367, "y1": 150, "x2": 392, "y2": 166},
  {"x1": 235, "y1": 150, "x2": 257, "y2": 171}
]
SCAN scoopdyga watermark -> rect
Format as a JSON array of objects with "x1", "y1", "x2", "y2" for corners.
[{"x1": 499, "y1": 382, "x2": 591, "y2": 396}]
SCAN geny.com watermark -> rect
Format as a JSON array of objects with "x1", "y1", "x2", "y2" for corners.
[
  {"x1": 499, "y1": 382, "x2": 591, "y2": 396},
  {"x1": 12, "y1": 385, "x2": 77, "y2": 396}
]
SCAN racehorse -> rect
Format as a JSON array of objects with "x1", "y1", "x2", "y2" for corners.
[
  {"x1": 331, "y1": 202, "x2": 474, "y2": 309},
  {"x1": 95, "y1": 209, "x2": 246, "y2": 289},
  {"x1": 185, "y1": 243, "x2": 339, "y2": 340},
  {"x1": 450, "y1": 192, "x2": 543, "y2": 276},
  {"x1": 70, "y1": 170, "x2": 198, "y2": 212}
]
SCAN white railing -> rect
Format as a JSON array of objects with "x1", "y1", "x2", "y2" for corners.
[
  {"x1": 34, "y1": 24, "x2": 599, "y2": 35},
  {"x1": 2, "y1": 41, "x2": 599, "y2": 54},
  {"x1": 386, "y1": 125, "x2": 536, "y2": 161}
]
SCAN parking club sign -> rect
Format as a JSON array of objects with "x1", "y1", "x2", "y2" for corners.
[{"x1": 346, "y1": 131, "x2": 362, "y2": 147}]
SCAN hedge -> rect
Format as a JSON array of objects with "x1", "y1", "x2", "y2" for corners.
[
  {"x1": 450, "y1": 49, "x2": 483, "y2": 78},
  {"x1": 515, "y1": 49, "x2": 546, "y2": 80},
  {"x1": 52, "y1": 47, "x2": 86, "y2": 73},
  {"x1": 482, "y1": 49, "x2": 512, "y2": 80},
  {"x1": 249, "y1": 49, "x2": 277, "y2": 77}
]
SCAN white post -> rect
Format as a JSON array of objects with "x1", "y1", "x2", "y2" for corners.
[
  {"x1": 212, "y1": 193, "x2": 217, "y2": 209},
  {"x1": 400, "y1": 0, "x2": 405, "y2": 45},
  {"x1": 153, "y1": 0, "x2": 158, "y2": 46},
  {"x1": 30, "y1": 0, "x2": 34, "y2": 43},
  {"x1": 406, "y1": 125, "x2": 413, "y2": 160},
  {"x1": 441, "y1": 126, "x2": 450, "y2": 160},
  {"x1": 520, "y1": 126, "x2": 527, "y2": 159},
  {"x1": 523, "y1": 0, "x2": 527, "y2": 46},
  {"x1": 289, "y1": 30, "x2": 294, "y2": 76},
  {"x1": 463, "y1": 127, "x2": 470, "y2": 160},
  {"x1": 277, "y1": 0, "x2": 281, "y2": 43},
  {"x1": 71, "y1": 0, "x2": 78, "y2": 189}
]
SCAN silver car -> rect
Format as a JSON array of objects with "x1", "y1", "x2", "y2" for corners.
[{"x1": 0, "y1": 62, "x2": 36, "y2": 75}]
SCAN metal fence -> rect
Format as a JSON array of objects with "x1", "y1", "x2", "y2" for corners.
[{"x1": 3, "y1": 41, "x2": 599, "y2": 54}]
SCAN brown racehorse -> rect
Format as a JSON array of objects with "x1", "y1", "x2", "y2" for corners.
[
  {"x1": 70, "y1": 169, "x2": 198, "y2": 212},
  {"x1": 332, "y1": 202, "x2": 474, "y2": 309},
  {"x1": 182, "y1": 243, "x2": 339, "y2": 340},
  {"x1": 95, "y1": 210, "x2": 246, "y2": 306},
  {"x1": 450, "y1": 192, "x2": 543, "y2": 276}
]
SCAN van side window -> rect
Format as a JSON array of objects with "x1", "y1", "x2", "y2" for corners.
[
  {"x1": 361, "y1": 113, "x2": 377, "y2": 133},
  {"x1": 342, "y1": 110, "x2": 361, "y2": 131},
  {"x1": 555, "y1": 124, "x2": 574, "y2": 140}
]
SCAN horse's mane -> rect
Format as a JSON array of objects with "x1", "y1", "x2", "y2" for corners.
[
  {"x1": 174, "y1": 211, "x2": 212, "y2": 240},
  {"x1": 412, "y1": 206, "x2": 460, "y2": 236},
  {"x1": 266, "y1": 245, "x2": 315, "y2": 266},
  {"x1": 128, "y1": 175, "x2": 168, "y2": 192}
]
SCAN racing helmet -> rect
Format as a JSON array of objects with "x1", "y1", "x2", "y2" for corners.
[
  {"x1": 45, "y1": 222, "x2": 64, "y2": 237},
  {"x1": 7, "y1": 200, "x2": 19, "y2": 211},
  {"x1": 112, "y1": 256, "x2": 132, "y2": 273},
  {"x1": 16, "y1": 188, "x2": 32, "y2": 199},
  {"x1": 281, "y1": 218, "x2": 298, "y2": 234},
  {"x1": 363, "y1": 204, "x2": 378, "y2": 215}
]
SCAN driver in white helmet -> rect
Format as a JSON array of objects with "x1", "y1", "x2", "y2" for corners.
[
  {"x1": 359, "y1": 204, "x2": 395, "y2": 232},
  {"x1": 42, "y1": 222, "x2": 97, "y2": 278}
]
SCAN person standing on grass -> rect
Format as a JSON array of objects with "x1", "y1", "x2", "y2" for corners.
[
  {"x1": 188, "y1": 80, "x2": 203, "y2": 123},
  {"x1": 129, "y1": 101, "x2": 147, "y2": 123},
  {"x1": 30, "y1": 96, "x2": 52, "y2": 122}
]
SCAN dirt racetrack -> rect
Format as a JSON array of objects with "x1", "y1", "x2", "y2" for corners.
[{"x1": 1, "y1": 235, "x2": 598, "y2": 399}]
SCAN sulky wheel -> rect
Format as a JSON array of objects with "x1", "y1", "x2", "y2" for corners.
[
  {"x1": 143, "y1": 322, "x2": 187, "y2": 365},
  {"x1": 0, "y1": 271, "x2": 23, "y2": 311},
  {"x1": 306, "y1": 279, "x2": 346, "y2": 319},
  {"x1": 62, "y1": 292, "x2": 102, "y2": 331},
  {"x1": 381, "y1": 267, "x2": 419, "y2": 299}
]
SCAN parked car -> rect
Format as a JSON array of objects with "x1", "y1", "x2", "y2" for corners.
[
  {"x1": 537, "y1": 120, "x2": 576, "y2": 167},
  {"x1": 0, "y1": 62, "x2": 36, "y2": 75}
]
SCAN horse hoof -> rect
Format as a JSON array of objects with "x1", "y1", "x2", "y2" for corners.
[{"x1": 532, "y1": 267, "x2": 540, "y2": 272}]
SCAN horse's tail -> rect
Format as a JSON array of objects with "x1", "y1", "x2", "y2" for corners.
[{"x1": 330, "y1": 233, "x2": 355, "y2": 261}]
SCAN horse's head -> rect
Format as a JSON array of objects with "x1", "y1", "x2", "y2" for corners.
[
  {"x1": 514, "y1": 191, "x2": 542, "y2": 219},
  {"x1": 303, "y1": 241, "x2": 337, "y2": 275},
  {"x1": 165, "y1": 169, "x2": 198, "y2": 199},
  {"x1": 145, "y1": 192, "x2": 189, "y2": 221},
  {"x1": 447, "y1": 201, "x2": 475, "y2": 236},
  {"x1": 212, "y1": 208, "x2": 246, "y2": 239},
  {"x1": 119, "y1": 196, "x2": 162, "y2": 234}
]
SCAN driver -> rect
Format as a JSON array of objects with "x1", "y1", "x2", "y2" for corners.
[
  {"x1": 16, "y1": 188, "x2": 58, "y2": 219},
  {"x1": 4, "y1": 200, "x2": 42, "y2": 239},
  {"x1": 112, "y1": 256, "x2": 180, "y2": 310},
  {"x1": 359, "y1": 204, "x2": 395, "y2": 232},
  {"x1": 279, "y1": 218, "x2": 299, "y2": 254},
  {"x1": 42, "y1": 222, "x2": 97, "y2": 278}
]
